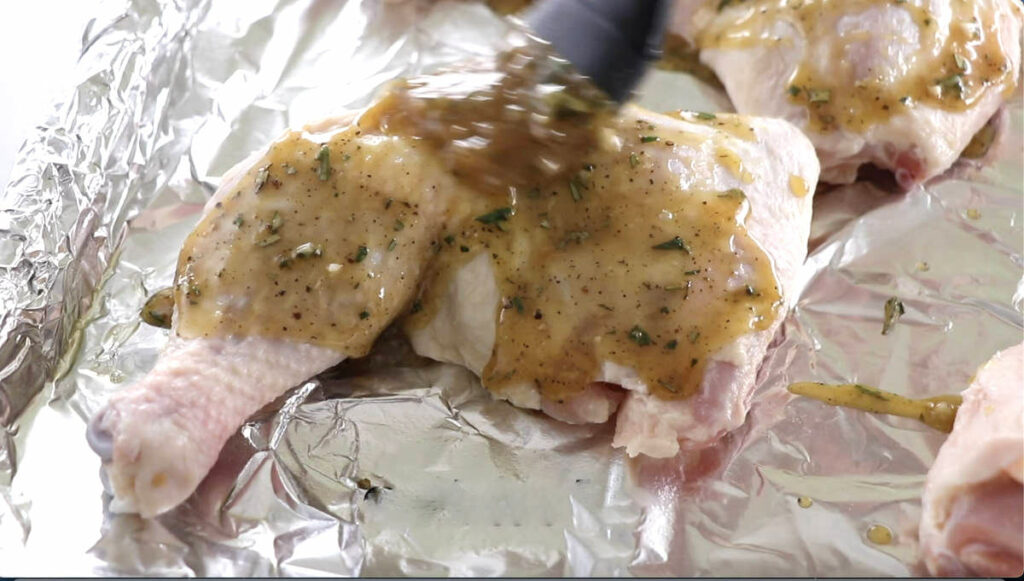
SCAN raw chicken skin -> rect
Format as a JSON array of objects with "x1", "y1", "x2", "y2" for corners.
[
  {"x1": 670, "y1": 0, "x2": 1023, "y2": 187},
  {"x1": 408, "y1": 105, "x2": 818, "y2": 458},
  {"x1": 90, "y1": 336, "x2": 340, "y2": 516},
  {"x1": 919, "y1": 342, "x2": 1024, "y2": 577}
]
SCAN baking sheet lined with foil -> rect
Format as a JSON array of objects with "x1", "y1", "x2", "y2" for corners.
[{"x1": 0, "y1": 0, "x2": 1021, "y2": 576}]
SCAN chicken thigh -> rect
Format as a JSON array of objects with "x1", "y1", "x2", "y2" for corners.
[
  {"x1": 919, "y1": 342, "x2": 1024, "y2": 578},
  {"x1": 407, "y1": 105, "x2": 817, "y2": 458},
  {"x1": 88, "y1": 55, "x2": 818, "y2": 516},
  {"x1": 670, "y1": 0, "x2": 1023, "y2": 188}
]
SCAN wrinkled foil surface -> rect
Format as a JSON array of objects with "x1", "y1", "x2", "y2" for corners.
[{"x1": 1, "y1": 0, "x2": 1021, "y2": 576}]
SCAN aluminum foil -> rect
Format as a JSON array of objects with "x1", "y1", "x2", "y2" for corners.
[{"x1": 1, "y1": 0, "x2": 1021, "y2": 576}]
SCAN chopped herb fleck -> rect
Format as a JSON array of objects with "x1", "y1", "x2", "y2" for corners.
[
  {"x1": 788, "y1": 85, "x2": 801, "y2": 97},
  {"x1": 694, "y1": 112, "x2": 716, "y2": 121},
  {"x1": 232, "y1": 215, "x2": 244, "y2": 227},
  {"x1": 255, "y1": 165, "x2": 270, "y2": 191},
  {"x1": 640, "y1": 135, "x2": 659, "y2": 143},
  {"x1": 411, "y1": 299, "x2": 423, "y2": 313},
  {"x1": 294, "y1": 242, "x2": 323, "y2": 258},
  {"x1": 476, "y1": 207, "x2": 513, "y2": 224},
  {"x1": 394, "y1": 219, "x2": 405, "y2": 231},
  {"x1": 684, "y1": 269, "x2": 700, "y2": 276},
  {"x1": 359, "y1": 310, "x2": 370, "y2": 320},
  {"x1": 854, "y1": 384, "x2": 889, "y2": 400},
  {"x1": 354, "y1": 245, "x2": 368, "y2": 263},
  {"x1": 598, "y1": 303, "x2": 614, "y2": 312},
  {"x1": 652, "y1": 236, "x2": 691, "y2": 252},
  {"x1": 665, "y1": 339, "x2": 678, "y2": 350},
  {"x1": 258, "y1": 234, "x2": 281, "y2": 247},
  {"x1": 718, "y1": 188, "x2": 747, "y2": 201},
  {"x1": 569, "y1": 177, "x2": 584, "y2": 201},
  {"x1": 882, "y1": 296, "x2": 905, "y2": 335},
  {"x1": 559, "y1": 231, "x2": 590, "y2": 248},
  {"x1": 745, "y1": 284, "x2": 757, "y2": 296},
  {"x1": 387, "y1": 238, "x2": 397, "y2": 252},
  {"x1": 953, "y1": 52, "x2": 969, "y2": 71},
  {"x1": 688, "y1": 330, "x2": 701, "y2": 343},
  {"x1": 316, "y1": 145, "x2": 332, "y2": 181},
  {"x1": 808, "y1": 88, "x2": 831, "y2": 103},
  {"x1": 629, "y1": 152, "x2": 640, "y2": 168},
  {"x1": 460, "y1": 245, "x2": 470, "y2": 253},
  {"x1": 511, "y1": 296, "x2": 525, "y2": 314},
  {"x1": 660, "y1": 306, "x2": 670, "y2": 314},
  {"x1": 444, "y1": 234, "x2": 455, "y2": 245},
  {"x1": 936, "y1": 73, "x2": 964, "y2": 98},
  {"x1": 269, "y1": 211, "x2": 283, "y2": 233},
  {"x1": 628, "y1": 325, "x2": 652, "y2": 346}
]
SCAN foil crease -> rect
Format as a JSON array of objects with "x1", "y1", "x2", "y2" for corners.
[{"x1": 1, "y1": 0, "x2": 1021, "y2": 576}]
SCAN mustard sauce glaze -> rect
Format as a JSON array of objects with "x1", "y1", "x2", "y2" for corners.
[
  {"x1": 788, "y1": 382, "x2": 962, "y2": 432},
  {"x1": 174, "y1": 128, "x2": 478, "y2": 355},
  {"x1": 171, "y1": 41, "x2": 786, "y2": 403},
  {"x1": 698, "y1": 0, "x2": 1020, "y2": 133},
  {"x1": 866, "y1": 524, "x2": 894, "y2": 545}
]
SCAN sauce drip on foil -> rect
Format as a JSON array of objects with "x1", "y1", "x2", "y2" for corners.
[
  {"x1": 165, "y1": 38, "x2": 786, "y2": 403},
  {"x1": 788, "y1": 382, "x2": 962, "y2": 432}
]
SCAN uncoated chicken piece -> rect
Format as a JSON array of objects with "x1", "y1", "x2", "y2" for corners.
[
  {"x1": 670, "y1": 0, "x2": 1023, "y2": 188},
  {"x1": 919, "y1": 342, "x2": 1024, "y2": 577}
]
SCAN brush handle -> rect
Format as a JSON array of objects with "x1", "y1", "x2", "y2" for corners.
[{"x1": 525, "y1": 0, "x2": 671, "y2": 102}]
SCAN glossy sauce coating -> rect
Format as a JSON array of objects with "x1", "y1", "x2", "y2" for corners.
[
  {"x1": 171, "y1": 42, "x2": 785, "y2": 403},
  {"x1": 698, "y1": 0, "x2": 1019, "y2": 133},
  {"x1": 867, "y1": 524, "x2": 894, "y2": 545},
  {"x1": 174, "y1": 129, "x2": 474, "y2": 355}
]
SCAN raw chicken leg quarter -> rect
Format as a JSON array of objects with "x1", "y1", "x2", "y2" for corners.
[
  {"x1": 919, "y1": 342, "x2": 1024, "y2": 578},
  {"x1": 670, "y1": 0, "x2": 1023, "y2": 188},
  {"x1": 88, "y1": 68, "x2": 818, "y2": 516}
]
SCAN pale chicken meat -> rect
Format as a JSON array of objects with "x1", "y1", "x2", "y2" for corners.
[
  {"x1": 88, "y1": 53, "x2": 818, "y2": 516},
  {"x1": 919, "y1": 342, "x2": 1024, "y2": 578},
  {"x1": 669, "y1": 0, "x2": 1023, "y2": 188}
]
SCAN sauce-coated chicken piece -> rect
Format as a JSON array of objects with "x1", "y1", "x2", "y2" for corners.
[
  {"x1": 670, "y1": 0, "x2": 1023, "y2": 188},
  {"x1": 87, "y1": 52, "x2": 818, "y2": 516},
  {"x1": 919, "y1": 342, "x2": 1023, "y2": 578}
]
